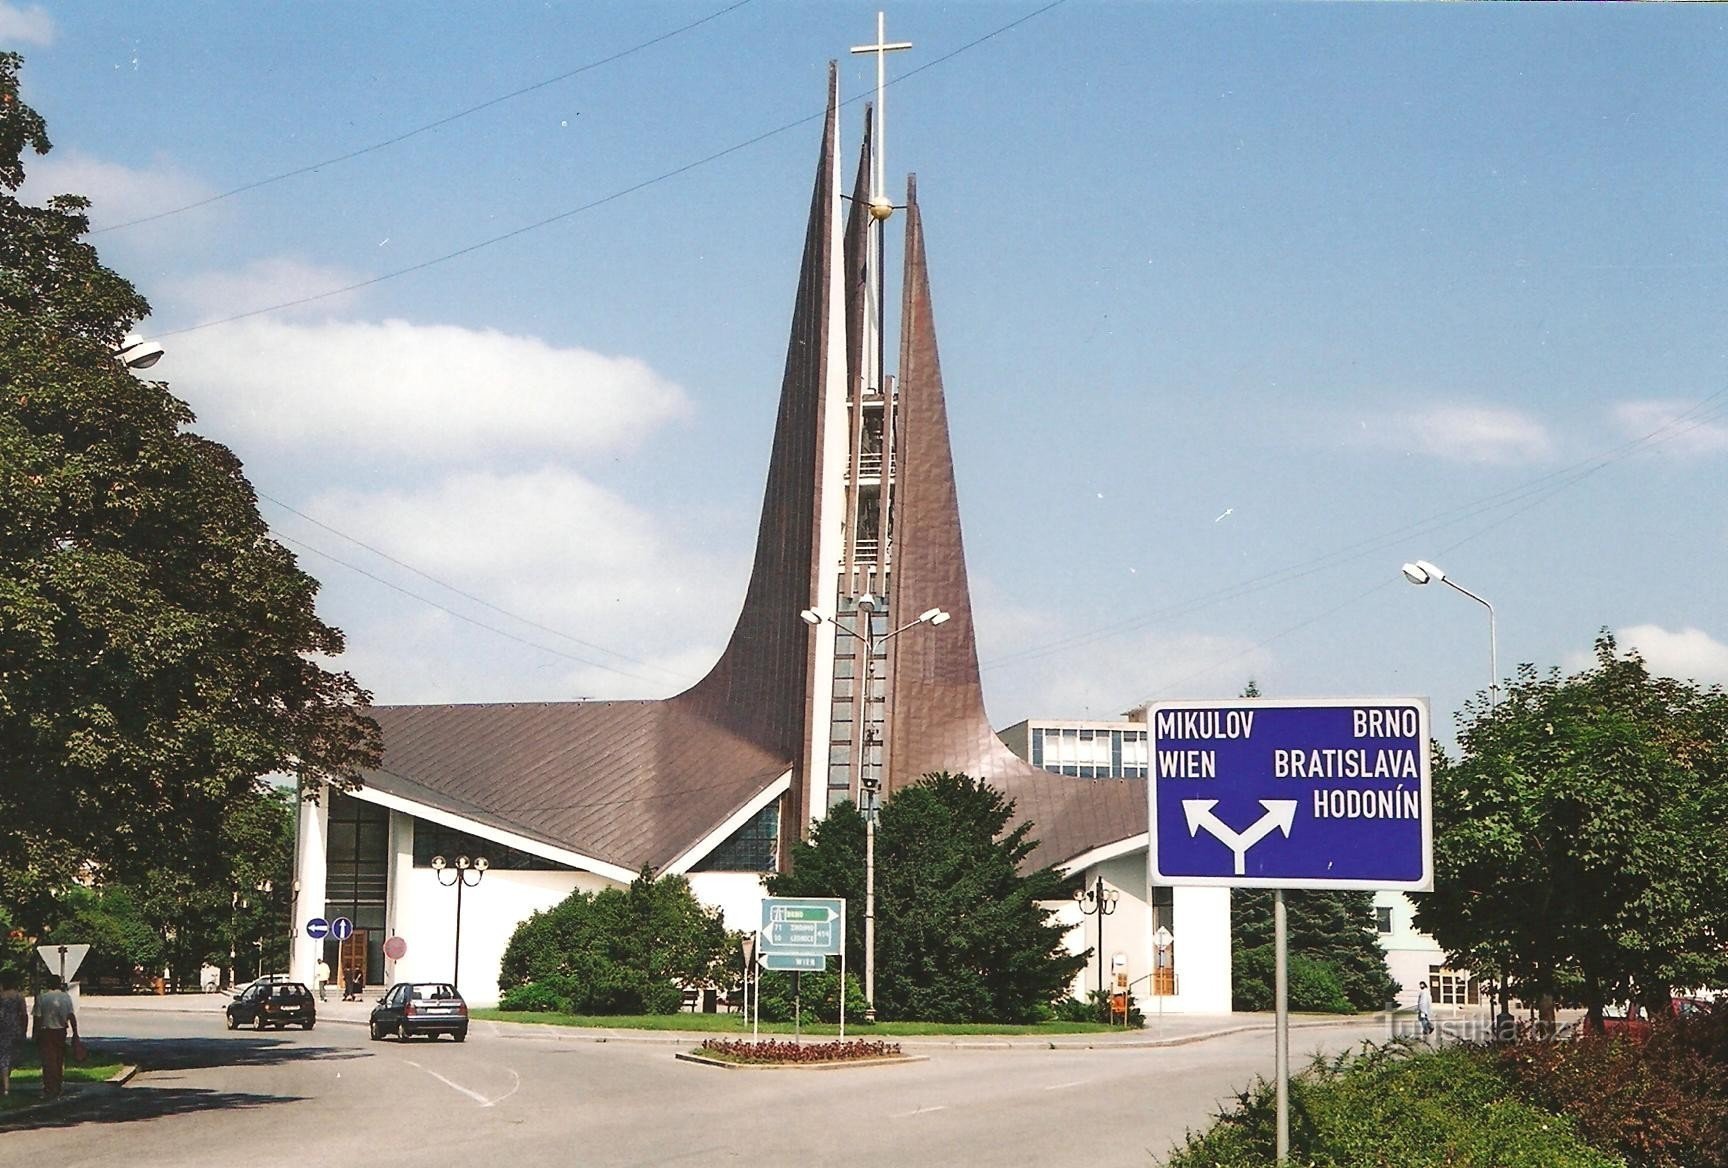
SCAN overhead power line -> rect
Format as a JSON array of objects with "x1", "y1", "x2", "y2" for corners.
[
  {"x1": 154, "y1": 0, "x2": 1071, "y2": 338},
  {"x1": 260, "y1": 492, "x2": 694, "y2": 684},
  {"x1": 93, "y1": 0, "x2": 760, "y2": 234}
]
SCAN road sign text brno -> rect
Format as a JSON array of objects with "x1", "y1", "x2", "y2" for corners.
[
  {"x1": 1150, "y1": 698, "x2": 1433, "y2": 890},
  {"x1": 759, "y1": 898, "x2": 843, "y2": 956}
]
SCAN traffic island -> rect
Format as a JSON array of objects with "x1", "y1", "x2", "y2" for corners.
[{"x1": 676, "y1": 1038, "x2": 926, "y2": 1070}]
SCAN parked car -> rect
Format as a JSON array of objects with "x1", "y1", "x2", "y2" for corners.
[
  {"x1": 1601, "y1": 996, "x2": 1713, "y2": 1037},
  {"x1": 226, "y1": 980, "x2": 317, "y2": 1030},
  {"x1": 370, "y1": 982, "x2": 468, "y2": 1042}
]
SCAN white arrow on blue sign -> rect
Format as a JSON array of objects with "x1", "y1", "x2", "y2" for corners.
[
  {"x1": 1149, "y1": 698, "x2": 1433, "y2": 891},
  {"x1": 331, "y1": 917, "x2": 354, "y2": 942},
  {"x1": 305, "y1": 917, "x2": 330, "y2": 940}
]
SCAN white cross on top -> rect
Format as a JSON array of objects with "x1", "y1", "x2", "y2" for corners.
[{"x1": 850, "y1": 12, "x2": 913, "y2": 205}]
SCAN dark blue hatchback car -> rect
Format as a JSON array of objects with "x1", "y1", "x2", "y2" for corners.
[{"x1": 369, "y1": 982, "x2": 468, "y2": 1042}]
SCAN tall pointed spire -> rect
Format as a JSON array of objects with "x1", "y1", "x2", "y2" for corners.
[
  {"x1": 674, "y1": 62, "x2": 845, "y2": 847},
  {"x1": 886, "y1": 178, "x2": 1146, "y2": 865}
]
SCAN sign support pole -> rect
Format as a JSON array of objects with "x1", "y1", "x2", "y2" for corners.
[{"x1": 1274, "y1": 888, "x2": 1290, "y2": 1164}]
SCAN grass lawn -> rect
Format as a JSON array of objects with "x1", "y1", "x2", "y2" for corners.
[
  {"x1": 472, "y1": 1009, "x2": 1121, "y2": 1036},
  {"x1": 1, "y1": 1042, "x2": 126, "y2": 1113}
]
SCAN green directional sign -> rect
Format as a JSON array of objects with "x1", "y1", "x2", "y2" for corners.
[
  {"x1": 760, "y1": 953, "x2": 826, "y2": 972},
  {"x1": 759, "y1": 897, "x2": 844, "y2": 956}
]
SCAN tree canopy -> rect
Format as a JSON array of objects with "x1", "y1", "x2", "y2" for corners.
[
  {"x1": 1415, "y1": 633, "x2": 1728, "y2": 1025},
  {"x1": 769, "y1": 771, "x2": 1085, "y2": 1023},
  {"x1": 0, "y1": 53, "x2": 379, "y2": 916},
  {"x1": 498, "y1": 869, "x2": 733, "y2": 1014}
]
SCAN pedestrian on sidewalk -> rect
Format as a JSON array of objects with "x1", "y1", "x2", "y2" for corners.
[
  {"x1": 32, "y1": 977, "x2": 79, "y2": 1099},
  {"x1": 345, "y1": 967, "x2": 364, "y2": 1001},
  {"x1": 1416, "y1": 981, "x2": 1434, "y2": 1039},
  {"x1": 316, "y1": 958, "x2": 331, "y2": 1002},
  {"x1": 0, "y1": 971, "x2": 27, "y2": 1096}
]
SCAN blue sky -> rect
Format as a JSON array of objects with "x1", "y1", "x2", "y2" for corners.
[{"x1": 10, "y1": 1, "x2": 1727, "y2": 744}]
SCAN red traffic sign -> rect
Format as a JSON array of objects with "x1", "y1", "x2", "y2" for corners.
[{"x1": 383, "y1": 936, "x2": 407, "y2": 960}]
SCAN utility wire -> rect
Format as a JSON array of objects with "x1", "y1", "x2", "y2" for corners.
[
  {"x1": 154, "y1": 0, "x2": 1071, "y2": 338},
  {"x1": 1108, "y1": 388, "x2": 1728, "y2": 709},
  {"x1": 984, "y1": 387, "x2": 1728, "y2": 673},
  {"x1": 93, "y1": 0, "x2": 759, "y2": 234},
  {"x1": 260, "y1": 492, "x2": 693, "y2": 683},
  {"x1": 273, "y1": 531, "x2": 681, "y2": 688}
]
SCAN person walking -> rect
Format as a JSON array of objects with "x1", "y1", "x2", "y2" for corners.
[
  {"x1": 316, "y1": 958, "x2": 331, "y2": 1002},
  {"x1": 0, "y1": 971, "x2": 27, "y2": 1097},
  {"x1": 32, "y1": 977, "x2": 79, "y2": 1099},
  {"x1": 1416, "y1": 980, "x2": 1435, "y2": 1039}
]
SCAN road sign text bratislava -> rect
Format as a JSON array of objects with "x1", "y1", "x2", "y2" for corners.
[{"x1": 1149, "y1": 698, "x2": 1432, "y2": 891}]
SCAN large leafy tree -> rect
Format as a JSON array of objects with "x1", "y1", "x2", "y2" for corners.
[
  {"x1": 1415, "y1": 633, "x2": 1728, "y2": 1028},
  {"x1": 770, "y1": 771, "x2": 1085, "y2": 1023},
  {"x1": 0, "y1": 53, "x2": 379, "y2": 917}
]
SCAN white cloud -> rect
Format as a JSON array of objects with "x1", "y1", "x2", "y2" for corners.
[
  {"x1": 167, "y1": 257, "x2": 368, "y2": 322},
  {"x1": 291, "y1": 467, "x2": 739, "y2": 703},
  {"x1": 1563, "y1": 625, "x2": 1728, "y2": 686},
  {"x1": 1386, "y1": 405, "x2": 1556, "y2": 465},
  {"x1": 0, "y1": 2, "x2": 55, "y2": 45},
  {"x1": 168, "y1": 317, "x2": 691, "y2": 467},
  {"x1": 1611, "y1": 400, "x2": 1728, "y2": 457},
  {"x1": 19, "y1": 149, "x2": 212, "y2": 231}
]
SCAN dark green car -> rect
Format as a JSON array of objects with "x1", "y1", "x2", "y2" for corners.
[
  {"x1": 370, "y1": 982, "x2": 468, "y2": 1042},
  {"x1": 226, "y1": 981, "x2": 316, "y2": 1031}
]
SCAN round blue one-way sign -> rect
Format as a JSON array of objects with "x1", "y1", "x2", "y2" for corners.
[
  {"x1": 305, "y1": 917, "x2": 330, "y2": 940},
  {"x1": 331, "y1": 917, "x2": 354, "y2": 942}
]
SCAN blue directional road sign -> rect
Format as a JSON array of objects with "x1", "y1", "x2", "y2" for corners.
[
  {"x1": 330, "y1": 917, "x2": 355, "y2": 942},
  {"x1": 305, "y1": 917, "x2": 330, "y2": 940},
  {"x1": 1149, "y1": 698, "x2": 1432, "y2": 890}
]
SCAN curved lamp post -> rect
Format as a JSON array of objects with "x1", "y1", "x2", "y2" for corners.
[
  {"x1": 799, "y1": 595, "x2": 950, "y2": 1021},
  {"x1": 431, "y1": 853, "x2": 488, "y2": 991},
  {"x1": 1401, "y1": 560, "x2": 1498, "y2": 709},
  {"x1": 1073, "y1": 876, "x2": 1120, "y2": 1007}
]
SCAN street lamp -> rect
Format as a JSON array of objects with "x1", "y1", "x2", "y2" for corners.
[
  {"x1": 1073, "y1": 875, "x2": 1120, "y2": 1008},
  {"x1": 1400, "y1": 560, "x2": 1498, "y2": 708},
  {"x1": 799, "y1": 594, "x2": 950, "y2": 1021},
  {"x1": 114, "y1": 332, "x2": 165, "y2": 370},
  {"x1": 431, "y1": 854, "x2": 488, "y2": 992}
]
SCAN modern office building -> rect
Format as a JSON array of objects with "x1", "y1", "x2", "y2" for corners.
[
  {"x1": 292, "y1": 65, "x2": 1233, "y2": 1013},
  {"x1": 999, "y1": 718, "x2": 1151, "y2": 779}
]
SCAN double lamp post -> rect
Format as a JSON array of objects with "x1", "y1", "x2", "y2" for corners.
[{"x1": 800, "y1": 594, "x2": 949, "y2": 1021}]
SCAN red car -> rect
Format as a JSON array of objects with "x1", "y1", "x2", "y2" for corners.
[{"x1": 1600, "y1": 997, "x2": 1712, "y2": 1037}]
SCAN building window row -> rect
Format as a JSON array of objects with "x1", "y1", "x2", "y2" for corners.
[
  {"x1": 1030, "y1": 727, "x2": 1149, "y2": 778},
  {"x1": 411, "y1": 820, "x2": 573, "y2": 871}
]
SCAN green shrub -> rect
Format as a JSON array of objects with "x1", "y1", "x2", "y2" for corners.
[
  {"x1": 1050, "y1": 990, "x2": 1143, "y2": 1027},
  {"x1": 1167, "y1": 1042, "x2": 1620, "y2": 1168},
  {"x1": 756, "y1": 971, "x2": 868, "y2": 1024},
  {"x1": 497, "y1": 980, "x2": 572, "y2": 1013},
  {"x1": 497, "y1": 868, "x2": 733, "y2": 1015},
  {"x1": 1497, "y1": 1009, "x2": 1728, "y2": 1168},
  {"x1": 1233, "y1": 946, "x2": 1355, "y2": 1013}
]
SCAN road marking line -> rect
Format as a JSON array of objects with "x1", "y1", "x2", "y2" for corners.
[
  {"x1": 1043, "y1": 1079, "x2": 1089, "y2": 1091},
  {"x1": 892, "y1": 1105, "x2": 948, "y2": 1118},
  {"x1": 403, "y1": 1059, "x2": 491, "y2": 1106}
]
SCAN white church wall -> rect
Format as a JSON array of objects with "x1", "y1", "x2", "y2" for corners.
[
  {"x1": 289, "y1": 792, "x2": 329, "y2": 988},
  {"x1": 1054, "y1": 854, "x2": 1234, "y2": 1016},
  {"x1": 686, "y1": 871, "x2": 772, "y2": 935}
]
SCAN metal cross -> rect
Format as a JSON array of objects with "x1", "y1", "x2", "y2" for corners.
[{"x1": 850, "y1": 12, "x2": 912, "y2": 205}]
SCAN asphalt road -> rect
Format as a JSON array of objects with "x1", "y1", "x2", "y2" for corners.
[{"x1": 4, "y1": 1007, "x2": 1390, "y2": 1167}]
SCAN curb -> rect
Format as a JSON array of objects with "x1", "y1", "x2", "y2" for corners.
[{"x1": 108, "y1": 1064, "x2": 139, "y2": 1085}]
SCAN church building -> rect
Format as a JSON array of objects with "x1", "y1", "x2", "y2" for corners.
[{"x1": 291, "y1": 61, "x2": 1233, "y2": 1015}]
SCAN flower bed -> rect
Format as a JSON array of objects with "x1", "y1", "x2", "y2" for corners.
[{"x1": 697, "y1": 1038, "x2": 903, "y2": 1065}]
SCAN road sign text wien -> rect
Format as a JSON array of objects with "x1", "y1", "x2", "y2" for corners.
[
  {"x1": 1149, "y1": 698, "x2": 1432, "y2": 890},
  {"x1": 759, "y1": 898, "x2": 843, "y2": 956}
]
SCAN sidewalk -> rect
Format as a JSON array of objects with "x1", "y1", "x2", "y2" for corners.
[{"x1": 78, "y1": 992, "x2": 1384, "y2": 1049}]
